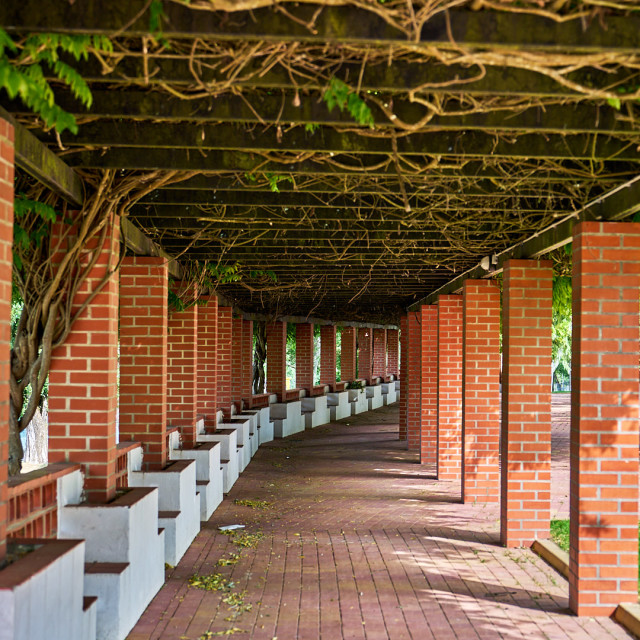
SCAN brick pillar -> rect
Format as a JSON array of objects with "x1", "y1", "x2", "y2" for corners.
[
  {"x1": 437, "y1": 295, "x2": 463, "y2": 481},
  {"x1": 296, "y1": 323, "x2": 314, "y2": 392},
  {"x1": 387, "y1": 329, "x2": 399, "y2": 376},
  {"x1": 320, "y1": 325, "x2": 337, "y2": 388},
  {"x1": 231, "y1": 316, "x2": 244, "y2": 411},
  {"x1": 462, "y1": 280, "x2": 500, "y2": 503},
  {"x1": 341, "y1": 327, "x2": 356, "y2": 382},
  {"x1": 0, "y1": 118, "x2": 14, "y2": 561},
  {"x1": 406, "y1": 312, "x2": 421, "y2": 453},
  {"x1": 398, "y1": 315, "x2": 408, "y2": 441},
  {"x1": 372, "y1": 328, "x2": 387, "y2": 378},
  {"x1": 167, "y1": 296, "x2": 197, "y2": 448},
  {"x1": 119, "y1": 257, "x2": 168, "y2": 470},
  {"x1": 420, "y1": 305, "x2": 438, "y2": 464},
  {"x1": 500, "y1": 260, "x2": 552, "y2": 548},
  {"x1": 197, "y1": 296, "x2": 218, "y2": 419},
  {"x1": 241, "y1": 320, "x2": 254, "y2": 407},
  {"x1": 217, "y1": 307, "x2": 232, "y2": 413},
  {"x1": 569, "y1": 222, "x2": 640, "y2": 616},
  {"x1": 357, "y1": 327, "x2": 373, "y2": 382},
  {"x1": 266, "y1": 321, "x2": 287, "y2": 401},
  {"x1": 48, "y1": 217, "x2": 120, "y2": 503}
]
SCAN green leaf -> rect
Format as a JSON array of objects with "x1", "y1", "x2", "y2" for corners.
[{"x1": 607, "y1": 97, "x2": 622, "y2": 110}]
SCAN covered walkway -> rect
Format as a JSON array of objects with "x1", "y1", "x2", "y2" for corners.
[{"x1": 129, "y1": 402, "x2": 628, "y2": 640}]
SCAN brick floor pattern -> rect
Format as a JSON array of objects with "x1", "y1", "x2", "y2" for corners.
[{"x1": 128, "y1": 399, "x2": 630, "y2": 640}]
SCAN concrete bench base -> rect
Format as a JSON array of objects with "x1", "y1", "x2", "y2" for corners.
[
  {"x1": 366, "y1": 386, "x2": 384, "y2": 411},
  {"x1": 348, "y1": 389, "x2": 368, "y2": 415},
  {"x1": 271, "y1": 401, "x2": 304, "y2": 438},
  {"x1": 302, "y1": 396, "x2": 330, "y2": 429},
  {"x1": 197, "y1": 429, "x2": 239, "y2": 493},
  {"x1": 327, "y1": 391, "x2": 351, "y2": 421}
]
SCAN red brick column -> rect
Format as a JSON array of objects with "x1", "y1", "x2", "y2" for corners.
[
  {"x1": 296, "y1": 323, "x2": 314, "y2": 392},
  {"x1": 500, "y1": 260, "x2": 552, "y2": 548},
  {"x1": 398, "y1": 315, "x2": 408, "y2": 441},
  {"x1": 197, "y1": 296, "x2": 218, "y2": 419},
  {"x1": 167, "y1": 296, "x2": 198, "y2": 448},
  {"x1": 231, "y1": 316, "x2": 244, "y2": 412},
  {"x1": 217, "y1": 306, "x2": 233, "y2": 413},
  {"x1": 320, "y1": 325, "x2": 337, "y2": 388},
  {"x1": 420, "y1": 305, "x2": 438, "y2": 464},
  {"x1": 266, "y1": 321, "x2": 287, "y2": 401},
  {"x1": 462, "y1": 280, "x2": 500, "y2": 503},
  {"x1": 241, "y1": 320, "x2": 254, "y2": 406},
  {"x1": 357, "y1": 327, "x2": 373, "y2": 382},
  {"x1": 119, "y1": 257, "x2": 168, "y2": 469},
  {"x1": 0, "y1": 118, "x2": 14, "y2": 561},
  {"x1": 48, "y1": 217, "x2": 120, "y2": 503},
  {"x1": 406, "y1": 312, "x2": 421, "y2": 453},
  {"x1": 437, "y1": 295, "x2": 463, "y2": 481},
  {"x1": 341, "y1": 327, "x2": 356, "y2": 382},
  {"x1": 372, "y1": 328, "x2": 387, "y2": 379},
  {"x1": 569, "y1": 222, "x2": 640, "y2": 616},
  {"x1": 387, "y1": 329, "x2": 399, "y2": 376}
]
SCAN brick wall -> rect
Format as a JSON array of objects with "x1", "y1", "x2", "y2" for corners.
[
  {"x1": 387, "y1": 329, "x2": 399, "y2": 376},
  {"x1": 420, "y1": 305, "x2": 438, "y2": 464},
  {"x1": 500, "y1": 260, "x2": 552, "y2": 548},
  {"x1": 569, "y1": 222, "x2": 640, "y2": 615},
  {"x1": 398, "y1": 316, "x2": 408, "y2": 441},
  {"x1": 406, "y1": 312, "x2": 421, "y2": 453},
  {"x1": 340, "y1": 327, "x2": 356, "y2": 382},
  {"x1": 119, "y1": 257, "x2": 168, "y2": 469},
  {"x1": 320, "y1": 325, "x2": 337, "y2": 388},
  {"x1": 296, "y1": 323, "x2": 314, "y2": 391},
  {"x1": 217, "y1": 307, "x2": 233, "y2": 413},
  {"x1": 197, "y1": 296, "x2": 218, "y2": 418},
  {"x1": 437, "y1": 295, "x2": 463, "y2": 480},
  {"x1": 462, "y1": 280, "x2": 500, "y2": 503},
  {"x1": 167, "y1": 297, "x2": 198, "y2": 448},
  {"x1": 48, "y1": 216, "x2": 120, "y2": 503},
  {"x1": 231, "y1": 316, "x2": 244, "y2": 411},
  {"x1": 372, "y1": 328, "x2": 387, "y2": 378},
  {"x1": 358, "y1": 327, "x2": 373, "y2": 382},
  {"x1": 266, "y1": 321, "x2": 287, "y2": 400},
  {"x1": 241, "y1": 320, "x2": 254, "y2": 406},
  {"x1": 0, "y1": 118, "x2": 14, "y2": 560}
]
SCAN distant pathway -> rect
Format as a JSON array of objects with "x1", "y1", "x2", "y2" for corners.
[{"x1": 129, "y1": 400, "x2": 628, "y2": 640}]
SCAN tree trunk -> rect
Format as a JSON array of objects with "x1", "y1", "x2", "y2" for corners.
[{"x1": 253, "y1": 321, "x2": 266, "y2": 394}]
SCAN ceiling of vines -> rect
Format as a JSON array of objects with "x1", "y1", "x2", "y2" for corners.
[{"x1": 2, "y1": 0, "x2": 640, "y2": 323}]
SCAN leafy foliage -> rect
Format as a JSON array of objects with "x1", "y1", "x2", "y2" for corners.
[
  {"x1": 0, "y1": 29, "x2": 112, "y2": 133},
  {"x1": 323, "y1": 77, "x2": 374, "y2": 128},
  {"x1": 13, "y1": 195, "x2": 59, "y2": 270}
]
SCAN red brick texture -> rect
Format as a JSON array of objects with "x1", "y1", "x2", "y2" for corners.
[
  {"x1": 167, "y1": 296, "x2": 198, "y2": 448},
  {"x1": 569, "y1": 222, "x2": 640, "y2": 616},
  {"x1": 231, "y1": 317, "x2": 244, "y2": 411},
  {"x1": 266, "y1": 321, "x2": 287, "y2": 401},
  {"x1": 437, "y1": 295, "x2": 463, "y2": 481},
  {"x1": 372, "y1": 328, "x2": 387, "y2": 378},
  {"x1": 341, "y1": 327, "x2": 357, "y2": 382},
  {"x1": 320, "y1": 325, "x2": 337, "y2": 388},
  {"x1": 197, "y1": 296, "x2": 218, "y2": 418},
  {"x1": 217, "y1": 307, "x2": 233, "y2": 413},
  {"x1": 358, "y1": 328, "x2": 373, "y2": 383},
  {"x1": 241, "y1": 320, "x2": 254, "y2": 406},
  {"x1": 0, "y1": 119, "x2": 14, "y2": 561},
  {"x1": 462, "y1": 280, "x2": 500, "y2": 504},
  {"x1": 48, "y1": 216, "x2": 120, "y2": 503},
  {"x1": 387, "y1": 329, "x2": 399, "y2": 376},
  {"x1": 296, "y1": 323, "x2": 314, "y2": 391},
  {"x1": 119, "y1": 257, "x2": 168, "y2": 470},
  {"x1": 398, "y1": 316, "x2": 408, "y2": 441},
  {"x1": 500, "y1": 260, "x2": 552, "y2": 548},
  {"x1": 420, "y1": 306, "x2": 438, "y2": 464},
  {"x1": 406, "y1": 312, "x2": 421, "y2": 453}
]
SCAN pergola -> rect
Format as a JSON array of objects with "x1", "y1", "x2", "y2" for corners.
[{"x1": 1, "y1": 1, "x2": 640, "y2": 638}]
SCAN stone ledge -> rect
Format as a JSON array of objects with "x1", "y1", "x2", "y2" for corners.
[
  {"x1": 531, "y1": 539, "x2": 569, "y2": 579},
  {"x1": 614, "y1": 603, "x2": 640, "y2": 639}
]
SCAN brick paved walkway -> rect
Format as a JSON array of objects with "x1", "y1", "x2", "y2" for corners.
[{"x1": 128, "y1": 399, "x2": 631, "y2": 640}]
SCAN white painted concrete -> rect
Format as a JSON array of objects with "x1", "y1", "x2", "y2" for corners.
[
  {"x1": 171, "y1": 442, "x2": 224, "y2": 521},
  {"x1": 366, "y1": 385, "x2": 384, "y2": 411},
  {"x1": 394, "y1": 380, "x2": 401, "y2": 393},
  {"x1": 270, "y1": 401, "x2": 304, "y2": 438},
  {"x1": 237, "y1": 413, "x2": 259, "y2": 456},
  {"x1": 129, "y1": 460, "x2": 200, "y2": 567},
  {"x1": 197, "y1": 429, "x2": 239, "y2": 493},
  {"x1": 327, "y1": 391, "x2": 351, "y2": 421},
  {"x1": 302, "y1": 396, "x2": 330, "y2": 429},
  {"x1": 258, "y1": 421, "x2": 274, "y2": 445},
  {"x1": 348, "y1": 389, "x2": 368, "y2": 415},
  {"x1": 58, "y1": 487, "x2": 165, "y2": 640},
  {"x1": 381, "y1": 383, "x2": 398, "y2": 405},
  {"x1": 0, "y1": 539, "x2": 92, "y2": 640},
  {"x1": 223, "y1": 418, "x2": 252, "y2": 468}
]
